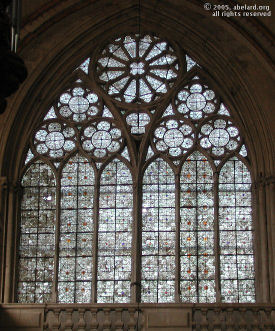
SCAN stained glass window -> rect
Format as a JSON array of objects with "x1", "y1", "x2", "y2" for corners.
[{"x1": 18, "y1": 33, "x2": 255, "y2": 304}]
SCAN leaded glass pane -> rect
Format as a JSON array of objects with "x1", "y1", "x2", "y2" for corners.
[
  {"x1": 141, "y1": 159, "x2": 176, "y2": 303},
  {"x1": 180, "y1": 152, "x2": 215, "y2": 302},
  {"x1": 58, "y1": 154, "x2": 94, "y2": 303},
  {"x1": 97, "y1": 159, "x2": 133, "y2": 303},
  {"x1": 219, "y1": 157, "x2": 255, "y2": 303},
  {"x1": 18, "y1": 161, "x2": 56, "y2": 303}
]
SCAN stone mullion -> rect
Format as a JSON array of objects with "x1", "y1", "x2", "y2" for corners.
[
  {"x1": 3, "y1": 181, "x2": 21, "y2": 302},
  {"x1": 52, "y1": 176, "x2": 61, "y2": 303},
  {"x1": 175, "y1": 172, "x2": 181, "y2": 303},
  {"x1": 13, "y1": 183, "x2": 23, "y2": 303},
  {"x1": 0, "y1": 177, "x2": 8, "y2": 302},
  {"x1": 213, "y1": 171, "x2": 221, "y2": 302},
  {"x1": 255, "y1": 179, "x2": 270, "y2": 302},
  {"x1": 131, "y1": 170, "x2": 142, "y2": 303},
  {"x1": 266, "y1": 179, "x2": 275, "y2": 302},
  {"x1": 91, "y1": 172, "x2": 100, "y2": 303}
]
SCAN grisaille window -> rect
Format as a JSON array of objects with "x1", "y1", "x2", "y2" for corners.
[{"x1": 17, "y1": 34, "x2": 255, "y2": 304}]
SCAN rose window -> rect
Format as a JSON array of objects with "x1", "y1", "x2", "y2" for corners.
[
  {"x1": 96, "y1": 34, "x2": 179, "y2": 103},
  {"x1": 153, "y1": 118, "x2": 194, "y2": 157},
  {"x1": 58, "y1": 87, "x2": 101, "y2": 122},
  {"x1": 175, "y1": 80, "x2": 218, "y2": 120},
  {"x1": 81, "y1": 120, "x2": 123, "y2": 158},
  {"x1": 199, "y1": 118, "x2": 241, "y2": 157},
  {"x1": 33, "y1": 121, "x2": 76, "y2": 158}
]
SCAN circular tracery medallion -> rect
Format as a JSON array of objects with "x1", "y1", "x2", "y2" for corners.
[
  {"x1": 153, "y1": 118, "x2": 194, "y2": 157},
  {"x1": 33, "y1": 121, "x2": 76, "y2": 158},
  {"x1": 199, "y1": 117, "x2": 241, "y2": 157},
  {"x1": 95, "y1": 34, "x2": 180, "y2": 104},
  {"x1": 81, "y1": 120, "x2": 123, "y2": 159}
]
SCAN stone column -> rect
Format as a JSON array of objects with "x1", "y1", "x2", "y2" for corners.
[
  {"x1": 2, "y1": 180, "x2": 22, "y2": 303},
  {"x1": 0, "y1": 176, "x2": 7, "y2": 302},
  {"x1": 265, "y1": 176, "x2": 275, "y2": 302},
  {"x1": 254, "y1": 175, "x2": 273, "y2": 302}
]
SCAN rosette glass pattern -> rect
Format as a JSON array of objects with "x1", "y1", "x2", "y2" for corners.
[
  {"x1": 175, "y1": 81, "x2": 218, "y2": 120},
  {"x1": 33, "y1": 121, "x2": 76, "y2": 158},
  {"x1": 199, "y1": 118, "x2": 241, "y2": 157},
  {"x1": 57, "y1": 87, "x2": 101, "y2": 122},
  {"x1": 153, "y1": 118, "x2": 194, "y2": 157},
  {"x1": 81, "y1": 120, "x2": 123, "y2": 158}
]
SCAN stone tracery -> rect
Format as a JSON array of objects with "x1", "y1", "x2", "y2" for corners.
[{"x1": 17, "y1": 33, "x2": 255, "y2": 304}]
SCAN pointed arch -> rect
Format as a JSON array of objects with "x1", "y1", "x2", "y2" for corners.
[{"x1": 10, "y1": 30, "x2": 261, "y2": 306}]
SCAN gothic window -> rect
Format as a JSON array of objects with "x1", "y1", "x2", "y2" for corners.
[{"x1": 17, "y1": 33, "x2": 255, "y2": 304}]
